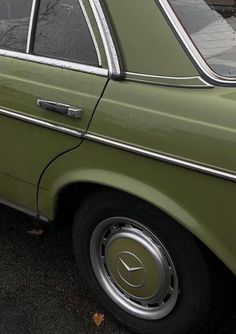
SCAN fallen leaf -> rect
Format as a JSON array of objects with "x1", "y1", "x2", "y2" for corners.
[
  {"x1": 92, "y1": 312, "x2": 105, "y2": 327},
  {"x1": 27, "y1": 229, "x2": 44, "y2": 236}
]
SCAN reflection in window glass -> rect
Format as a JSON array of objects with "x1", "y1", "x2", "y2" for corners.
[
  {"x1": 169, "y1": 0, "x2": 236, "y2": 77},
  {"x1": 34, "y1": 0, "x2": 99, "y2": 66},
  {"x1": 0, "y1": 0, "x2": 32, "y2": 52}
]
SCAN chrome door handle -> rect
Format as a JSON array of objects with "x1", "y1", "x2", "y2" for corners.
[{"x1": 37, "y1": 99, "x2": 83, "y2": 119}]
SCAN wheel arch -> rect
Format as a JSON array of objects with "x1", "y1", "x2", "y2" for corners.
[
  {"x1": 38, "y1": 133, "x2": 236, "y2": 277},
  {"x1": 50, "y1": 171, "x2": 198, "y2": 231},
  {"x1": 39, "y1": 169, "x2": 236, "y2": 275}
]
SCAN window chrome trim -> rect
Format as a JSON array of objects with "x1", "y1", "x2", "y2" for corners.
[
  {"x1": 26, "y1": 0, "x2": 38, "y2": 54},
  {"x1": 0, "y1": 0, "x2": 109, "y2": 77},
  {"x1": 89, "y1": 0, "x2": 122, "y2": 78},
  {"x1": 84, "y1": 133, "x2": 236, "y2": 183},
  {"x1": 78, "y1": 0, "x2": 102, "y2": 66},
  {"x1": 125, "y1": 72, "x2": 214, "y2": 88},
  {"x1": 157, "y1": 0, "x2": 236, "y2": 86},
  {"x1": 0, "y1": 49, "x2": 108, "y2": 76},
  {"x1": 0, "y1": 108, "x2": 83, "y2": 138}
]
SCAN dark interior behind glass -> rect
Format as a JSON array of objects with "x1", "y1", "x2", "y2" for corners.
[
  {"x1": 33, "y1": 0, "x2": 99, "y2": 66},
  {"x1": 0, "y1": 0, "x2": 32, "y2": 52}
]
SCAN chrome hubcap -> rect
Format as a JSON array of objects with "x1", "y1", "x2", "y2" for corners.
[{"x1": 90, "y1": 217, "x2": 179, "y2": 320}]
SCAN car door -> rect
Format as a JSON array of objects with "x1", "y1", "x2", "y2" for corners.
[{"x1": 0, "y1": 0, "x2": 108, "y2": 213}]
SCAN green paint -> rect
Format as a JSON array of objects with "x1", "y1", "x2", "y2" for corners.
[
  {"x1": 0, "y1": 0, "x2": 236, "y2": 282},
  {"x1": 0, "y1": 56, "x2": 107, "y2": 210}
]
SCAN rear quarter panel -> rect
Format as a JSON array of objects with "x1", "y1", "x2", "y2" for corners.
[{"x1": 38, "y1": 79, "x2": 236, "y2": 276}]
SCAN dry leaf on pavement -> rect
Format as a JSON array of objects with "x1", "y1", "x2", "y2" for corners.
[
  {"x1": 27, "y1": 229, "x2": 44, "y2": 236},
  {"x1": 92, "y1": 313, "x2": 105, "y2": 327}
]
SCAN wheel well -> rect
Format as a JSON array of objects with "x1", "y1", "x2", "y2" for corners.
[
  {"x1": 55, "y1": 182, "x2": 117, "y2": 225},
  {"x1": 54, "y1": 182, "x2": 235, "y2": 281}
]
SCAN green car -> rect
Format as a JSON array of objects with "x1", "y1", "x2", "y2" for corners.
[{"x1": 0, "y1": 0, "x2": 236, "y2": 333}]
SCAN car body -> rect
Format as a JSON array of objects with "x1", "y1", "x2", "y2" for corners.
[{"x1": 0, "y1": 0, "x2": 236, "y2": 333}]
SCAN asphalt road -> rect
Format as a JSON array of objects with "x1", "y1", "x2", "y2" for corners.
[{"x1": 0, "y1": 204, "x2": 235, "y2": 334}]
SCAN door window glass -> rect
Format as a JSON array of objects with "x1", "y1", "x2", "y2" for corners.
[
  {"x1": 34, "y1": 0, "x2": 99, "y2": 66},
  {"x1": 0, "y1": 0, "x2": 32, "y2": 52}
]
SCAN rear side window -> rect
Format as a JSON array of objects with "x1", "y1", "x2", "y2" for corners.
[
  {"x1": 0, "y1": 0, "x2": 32, "y2": 52},
  {"x1": 169, "y1": 0, "x2": 236, "y2": 78},
  {"x1": 33, "y1": 0, "x2": 99, "y2": 66}
]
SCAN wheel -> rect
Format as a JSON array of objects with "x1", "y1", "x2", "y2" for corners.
[{"x1": 73, "y1": 190, "x2": 221, "y2": 334}]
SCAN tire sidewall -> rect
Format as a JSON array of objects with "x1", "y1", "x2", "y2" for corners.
[{"x1": 73, "y1": 192, "x2": 212, "y2": 334}]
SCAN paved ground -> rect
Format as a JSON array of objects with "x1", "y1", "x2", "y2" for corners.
[{"x1": 0, "y1": 204, "x2": 235, "y2": 334}]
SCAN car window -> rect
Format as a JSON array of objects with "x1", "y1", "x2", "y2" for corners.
[
  {"x1": 33, "y1": 0, "x2": 99, "y2": 66},
  {"x1": 169, "y1": 0, "x2": 236, "y2": 77},
  {"x1": 0, "y1": 0, "x2": 32, "y2": 52}
]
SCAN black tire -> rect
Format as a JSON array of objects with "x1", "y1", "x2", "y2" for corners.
[{"x1": 73, "y1": 190, "x2": 222, "y2": 334}]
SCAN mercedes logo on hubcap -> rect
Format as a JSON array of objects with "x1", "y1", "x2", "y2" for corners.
[{"x1": 116, "y1": 251, "x2": 146, "y2": 288}]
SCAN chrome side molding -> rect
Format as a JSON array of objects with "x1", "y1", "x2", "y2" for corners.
[
  {"x1": 125, "y1": 72, "x2": 214, "y2": 88},
  {"x1": 84, "y1": 133, "x2": 236, "y2": 183},
  {"x1": 0, "y1": 108, "x2": 83, "y2": 138},
  {"x1": 0, "y1": 197, "x2": 49, "y2": 223}
]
